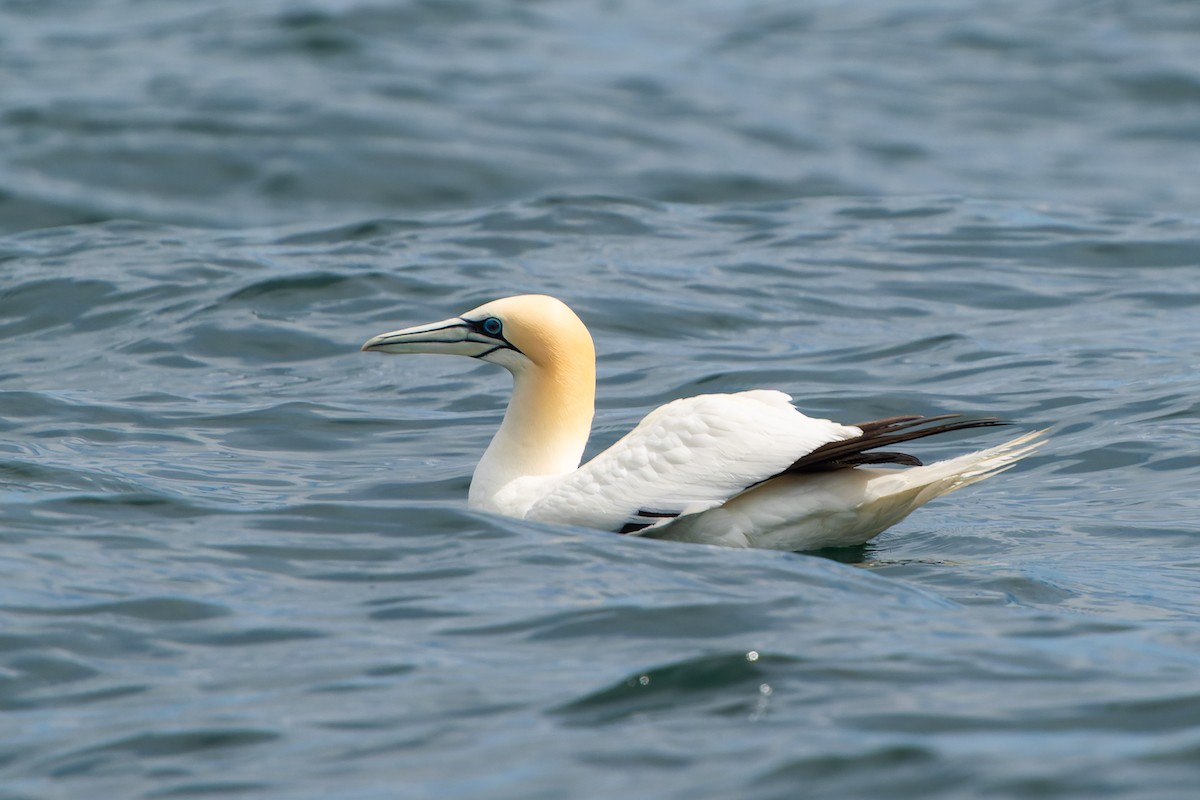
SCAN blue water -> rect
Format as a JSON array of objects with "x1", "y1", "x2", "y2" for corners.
[{"x1": 3, "y1": 2, "x2": 1200, "y2": 799}]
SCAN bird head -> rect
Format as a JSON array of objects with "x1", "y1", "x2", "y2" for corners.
[{"x1": 361, "y1": 294, "x2": 595, "y2": 376}]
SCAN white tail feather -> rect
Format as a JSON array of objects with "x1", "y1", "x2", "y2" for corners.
[{"x1": 869, "y1": 427, "x2": 1050, "y2": 503}]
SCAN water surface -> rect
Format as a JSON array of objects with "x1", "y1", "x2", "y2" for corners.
[{"x1": 2, "y1": 2, "x2": 1200, "y2": 799}]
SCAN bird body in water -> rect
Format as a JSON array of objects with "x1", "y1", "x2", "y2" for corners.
[{"x1": 362, "y1": 295, "x2": 1045, "y2": 551}]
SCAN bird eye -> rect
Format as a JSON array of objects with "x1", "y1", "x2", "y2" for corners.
[{"x1": 482, "y1": 317, "x2": 503, "y2": 336}]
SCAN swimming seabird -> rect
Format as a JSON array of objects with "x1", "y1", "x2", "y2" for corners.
[{"x1": 362, "y1": 295, "x2": 1046, "y2": 551}]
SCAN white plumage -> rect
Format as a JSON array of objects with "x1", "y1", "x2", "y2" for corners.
[
  {"x1": 362, "y1": 294, "x2": 1046, "y2": 551},
  {"x1": 525, "y1": 390, "x2": 857, "y2": 531}
]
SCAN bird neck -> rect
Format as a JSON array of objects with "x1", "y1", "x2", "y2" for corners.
[{"x1": 469, "y1": 359, "x2": 595, "y2": 510}]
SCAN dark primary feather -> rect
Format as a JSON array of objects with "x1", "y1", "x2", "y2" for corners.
[
  {"x1": 618, "y1": 508, "x2": 680, "y2": 534},
  {"x1": 784, "y1": 414, "x2": 1009, "y2": 473}
]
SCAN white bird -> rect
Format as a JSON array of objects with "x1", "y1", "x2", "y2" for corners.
[{"x1": 362, "y1": 295, "x2": 1045, "y2": 551}]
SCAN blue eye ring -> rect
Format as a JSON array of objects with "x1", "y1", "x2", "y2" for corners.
[{"x1": 482, "y1": 317, "x2": 503, "y2": 336}]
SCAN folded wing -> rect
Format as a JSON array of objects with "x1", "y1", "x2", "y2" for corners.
[{"x1": 524, "y1": 390, "x2": 860, "y2": 531}]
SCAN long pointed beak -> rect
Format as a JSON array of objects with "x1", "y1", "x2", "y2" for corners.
[{"x1": 361, "y1": 317, "x2": 475, "y2": 354}]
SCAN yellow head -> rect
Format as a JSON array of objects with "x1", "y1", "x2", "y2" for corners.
[{"x1": 362, "y1": 294, "x2": 596, "y2": 380}]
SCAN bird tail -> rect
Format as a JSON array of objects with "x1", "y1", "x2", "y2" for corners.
[{"x1": 863, "y1": 427, "x2": 1050, "y2": 510}]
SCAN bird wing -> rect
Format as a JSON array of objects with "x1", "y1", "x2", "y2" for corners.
[{"x1": 524, "y1": 390, "x2": 860, "y2": 531}]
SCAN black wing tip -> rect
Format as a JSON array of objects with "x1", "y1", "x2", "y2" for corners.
[
  {"x1": 786, "y1": 413, "x2": 1014, "y2": 474},
  {"x1": 851, "y1": 414, "x2": 1010, "y2": 433},
  {"x1": 618, "y1": 508, "x2": 680, "y2": 535}
]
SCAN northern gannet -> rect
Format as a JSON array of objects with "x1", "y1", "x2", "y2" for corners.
[{"x1": 362, "y1": 295, "x2": 1046, "y2": 551}]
